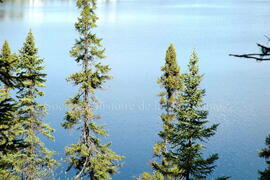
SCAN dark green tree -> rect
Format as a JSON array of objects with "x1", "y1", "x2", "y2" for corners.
[
  {"x1": 62, "y1": 0, "x2": 123, "y2": 179},
  {"x1": 152, "y1": 44, "x2": 183, "y2": 178},
  {"x1": 168, "y1": 51, "x2": 223, "y2": 180},
  {"x1": 16, "y1": 30, "x2": 57, "y2": 179},
  {"x1": 258, "y1": 134, "x2": 270, "y2": 180},
  {"x1": 0, "y1": 41, "x2": 27, "y2": 179},
  {"x1": 0, "y1": 41, "x2": 17, "y2": 95},
  {"x1": 0, "y1": 96, "x2": 21, "y2": 179}
]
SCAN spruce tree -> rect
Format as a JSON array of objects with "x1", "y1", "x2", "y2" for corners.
[
  {"x1": 0, "y1": 95, "x2": 20, "y2": 179},
  {"x1": 168, "y1": 51, "x2": 221, "y2": 180},
  {"x1": 0, "y1": 41, "x2": 27, "y2": 179},
  {"x1": 16, "y1": 30, "x2": 57, "y2": 179},
  {"x1": 0, "y1": 41, "x2": 16, "y2": 95},
  {"x1": 258, "y1": 134, "x2": 270, "y2": 180},
  {"x1": 152, "y1": 44, "x2": 183, "y2": 178},
  {"x1": 62, "y1": 0, "x2": 123, "y2": 179}
]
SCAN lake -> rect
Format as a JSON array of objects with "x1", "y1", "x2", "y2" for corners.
[{"x1": 1, "y1": 0, "x2": 270, "y2": 179}]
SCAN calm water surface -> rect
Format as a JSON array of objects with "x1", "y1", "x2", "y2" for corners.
[{"x1": 1, "y1": 0, "x2": 270, "y2": 179}]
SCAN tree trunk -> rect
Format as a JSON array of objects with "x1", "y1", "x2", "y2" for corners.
[
  {"x1": 83, "y1": 32, "x2": 91, "y2": 178},
  {"x1": 90, "y1": 168, "x2": 97, "y2": 180},
  {"x1": 186, "y1": 138, "x2": 192, "y2": 180},
  {"x1": 27, "y1": 86, "x2": 35, "y2": 179},
  {"x1": 186, "y1": 173, "x2": 190, "y2": 180}
]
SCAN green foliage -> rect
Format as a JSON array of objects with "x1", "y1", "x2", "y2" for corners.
[
  {"x1": 151, "y1": 44, "x2": 183, "y2": 179},
  {"x1": 138, "y1": 172, "x2": 165, "y2": 180},
  {"x1": 1, "y1": 41, "x2": 11, "y2": 58},
  {"x1": 0, "y1": 40, "x2": 28, "y2": 179},
  {"x1": 15, "y1": 30, "x2": 57, "y2": 179},
  {"x1": 139, "y1": 48, "x2": 227, "y2": 180},
  {"x1": 0, "y1": 97, "x2": 24, "y2": 180},
  {"x1": 258, "y1": 134, "x2": 270, "y2": 180},
  {"x1": 168, "y1": 51, "x2": 220, "y2": 179},
  {"x1": 62, "y1": 0, "x2": 123, "y2": 179},
  {"x1": 0, "y1": 41, "x2": 17, "y2": 95}
]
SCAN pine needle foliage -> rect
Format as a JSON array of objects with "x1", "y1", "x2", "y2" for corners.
[
  {"x1": 0, "y1": 41, "x2": 17, "y2": 96},
  {"x1": 152, "y1": 44, "x2": 183, "y2": 179},
  {"x1": 258, "y1": 134, "x2": 270, "y2": 180},
  {"x1": 0, "y1": 98, "x2": 22, "y2": 180},
  {"x1": 62, "y1": 0, "x2": 123, "y2": 179},
  {"x1": 138, "y1": 172, "x2": 165, "y2": 180},
  {"x1": 16, "y1": 30, "x2": 57, "y2": 179},
  {"x1": 0, "y1": 41, "x2": 27, "y2": 179},
  {"x1": 168, "y1": 51, "x2": 220, "y2": 180}
]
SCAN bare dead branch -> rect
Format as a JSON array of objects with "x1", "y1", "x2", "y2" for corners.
[
  {"x1": 257, "y1": 43, "x2": 270, "y2": 53},
  {"x1": 264, "y1": 35, "x2": 270, "y2": 42},
  {"x1": 229, "y1": 37, "x2": 270, "y2": 61},
  {"x1": 229, "y1": 54, "x2": 270, "y2": 61}
]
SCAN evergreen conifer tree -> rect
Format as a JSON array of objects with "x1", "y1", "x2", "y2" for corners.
[
  {"x1": 16, "y1": 30, "x2": 57, "y2": 179},
  {"x1": 258, "y1": 134, "x2": 270, "y2": 180},
  {"x1": 0, "y1": 40, "x2": 27, "y2": 179},
  {"x1": 152, "y1": 44, "x2": 183, "y2": 178},
  {"x1": 168, "y1": 51, "x2": 221, "y2": 180},
  {"x1": 62, "y1": 0, "x2": 123, "y2": 179},
  {"x1": 0, "y1": 41, "x2": 16, "y2": 95},
  {"x1": 0, "y1": 95, "x2": 21, "y2": 179}
]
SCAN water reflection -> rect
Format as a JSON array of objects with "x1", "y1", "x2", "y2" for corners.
[
  {"x1": 103, "y1": 0, "x2": 119, "y2": 24},
  {"x1": 0, "y1": 0, "x2": 74, "y2": 21},
  {"x1": 0, "y1": 8, "x2": 23, "y2": 20},
  {"x1": 0, "y1": 0, "x2": 118, "y2": 23}
]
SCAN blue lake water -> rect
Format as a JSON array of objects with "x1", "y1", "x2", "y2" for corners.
[{"x1": 1, "y1": 0, "x2": 270, "y2": 179}]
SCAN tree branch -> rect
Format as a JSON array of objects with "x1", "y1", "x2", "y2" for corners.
[
  {"x1": 229, "y1": 54, "x2": 270, "y2": 61},
  {"x1": 264, "y1": 35, "x2": 270, "y2": 42},
  {"x1": 74, "y1": 156, "x2": 89, "y2": 180},
  {"x1": 229, "y1": 40, "x2": 270, "y2": 61}
]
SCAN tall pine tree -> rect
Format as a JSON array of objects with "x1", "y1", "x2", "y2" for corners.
[
  {"x1": 0, "y1": 90, "x2": 21, "y2": 179},
  {"x1": 258, "y1": 134, "x2": 270, "y2": 180},
  {"x1": 152, "y1": 44, "x2": 183, "y2": 178},
  {"x1": 16, "y1": 30, "x2": 57, "y2": 179},
  {"x1": 62, "y1": 0, "x2": 123, "y2": 179},
  {"x1": 168, "y1": 51, "x2": 223, "y2": 180},
  {"x1": 0, "y1": 41, "x2": 16, "y2": 95},
  {"x1": 0, "y1": 40, "x2": 27, "y2": 179}
]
